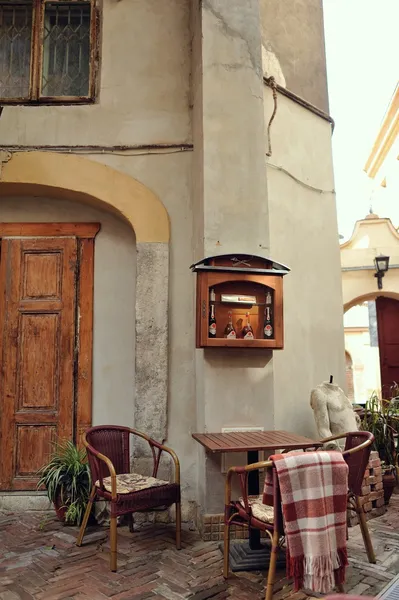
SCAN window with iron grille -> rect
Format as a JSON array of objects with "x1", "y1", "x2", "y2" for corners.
[{"x1": 0, "y1": 0, "x2": 98, "y2": 103}]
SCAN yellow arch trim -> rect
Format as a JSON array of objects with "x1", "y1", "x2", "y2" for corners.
[{"x1": 0, "y1": 151, "x2": 170, "y2": 243}]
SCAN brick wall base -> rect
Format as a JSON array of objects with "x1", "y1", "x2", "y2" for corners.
[{"x1": 347, "y1": 450, "x2": 387, "y2": 527}]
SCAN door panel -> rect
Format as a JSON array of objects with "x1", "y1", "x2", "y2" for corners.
[
  {"x1": 0, "y1": 237, "x2": 77, "y2": 490},
  {"x1": 376, "y1": 296, "x2": 399, "y2": 397}
]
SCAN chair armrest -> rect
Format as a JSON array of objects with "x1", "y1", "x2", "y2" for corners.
[
  {"x1": 124, "y1": 428, "x2": 180, "y2": 485},
  {"x1": 319, "y1": 433, "x2": 349, "y2": 445},
  {"x1": 225, "y1": 460, "x2": 272, "y2": 515},
  {"x1": 82, "y1": 434, "x2": 117, "y2": 500},
  {"x1": 155, "y1": 443, "x2": 180, "y2": 485},
  {"x1": 342, "y1": 436, "x2": 373, "y2": 457}
]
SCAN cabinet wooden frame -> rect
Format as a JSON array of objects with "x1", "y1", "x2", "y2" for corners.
[{"x1": 196, "y1": 272, "x2": 284, "y2": 349}]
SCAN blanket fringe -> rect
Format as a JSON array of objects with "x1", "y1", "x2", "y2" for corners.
[{"x1": 287, "y1": 548, "x2": 348, "y2": 594}]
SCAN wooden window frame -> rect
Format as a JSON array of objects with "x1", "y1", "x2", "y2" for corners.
[{"x1": 0, "y1": 0, "x2": 99, "y2": 105}]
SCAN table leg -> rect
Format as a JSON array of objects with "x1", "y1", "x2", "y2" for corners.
[{"x1": 247, "y1": 450, "x2": 262, "y2": 550}]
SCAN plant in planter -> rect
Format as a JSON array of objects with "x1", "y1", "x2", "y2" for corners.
[
  {"x1": 37, "y1": 439, "x2": 91, "y2": 525},
  {"x1": 361, "y1": 392, "x2": 399, "y2": 505}
]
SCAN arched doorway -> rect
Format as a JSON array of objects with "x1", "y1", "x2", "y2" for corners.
[
  {"x1": 0, "y1": 152, "x2": 170, "y2": 490},
  {"x1": 343, "y1": 293, "x2": 399, "y2": 403}
]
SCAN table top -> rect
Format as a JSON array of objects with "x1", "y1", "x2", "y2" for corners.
[{"x1": 192, "y1": 430, "x2": 317, "y2": 453}]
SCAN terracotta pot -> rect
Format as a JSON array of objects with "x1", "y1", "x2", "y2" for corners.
[
  {"x1": 383, "y1": 473, "x2": 396, "y2": 505},
  {"x1": 53, "y1": 494, "x2": 67, "y2": 522}
]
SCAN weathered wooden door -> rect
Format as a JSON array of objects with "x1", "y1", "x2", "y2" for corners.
[
  {"x1": 376, "y1": 296, "x2": 399, "y2": 398},
  {"x1": 0, "y1": 224, "x2": 99, "y2": 491},
  {"x1": 0, "y1": 237, "x2": 77, "y2": 490}
]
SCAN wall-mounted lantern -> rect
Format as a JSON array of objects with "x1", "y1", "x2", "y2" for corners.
[{"x1": 374, "y1": 254, "x2": 390, "y2": 290}]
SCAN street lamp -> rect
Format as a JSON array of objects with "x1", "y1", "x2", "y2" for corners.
[{"x1": 374, "y1": 255, "x2": 390, "y2": 290}]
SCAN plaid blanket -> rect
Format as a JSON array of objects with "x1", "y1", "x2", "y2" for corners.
[{"x1": 263, "y1": 451, "x2": 349, "y2": 593}]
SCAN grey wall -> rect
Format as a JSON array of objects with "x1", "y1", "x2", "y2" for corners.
[{"x1": 260, "y1": 0, "x2": 329, "y2": 112}]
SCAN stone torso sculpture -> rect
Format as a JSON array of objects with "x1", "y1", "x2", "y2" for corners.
[{"x1": 310, "y1": 382, "x2": 359, "y2": 449}]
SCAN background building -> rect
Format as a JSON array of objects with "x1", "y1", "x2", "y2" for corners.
[{"x1": 341, "y1": 83, "x2": 399, "y2": 406}]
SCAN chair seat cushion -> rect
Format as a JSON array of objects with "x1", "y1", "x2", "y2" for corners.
[
  {"x1": 96, "y1": 472, "x2": 170, "y2": 495},
  {"x1": 239, "y1": 495, "x2": 274, "y2": 523}
]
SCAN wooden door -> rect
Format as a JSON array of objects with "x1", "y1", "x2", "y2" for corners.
[
  {"x1": 0, "y1": 237, "x2": 77, "y2": 490},
  {"x1": 376, "y1": 296, "x2": 399, "y2": 398}
]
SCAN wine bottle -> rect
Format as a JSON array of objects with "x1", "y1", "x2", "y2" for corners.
[
  {"x1": 223, "y1": 311, "x2": 236, "y2": 339},
  {"x1": 264, "y1": 306, "x2": 273, "y2": 338},
  {"x1": 264, "y1": 291, "x2": 273, "y2": 338},
  {"x1": 209, "y1": 304, "x2": 217, "y2": 337},
  {"x1": 241, "y1": 312, "x2": 254, "y2": 339}
]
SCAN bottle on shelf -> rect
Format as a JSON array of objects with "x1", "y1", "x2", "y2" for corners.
[
  {"x1": 241, "y1": 312, "x2": 254, "y2": 340},
  {"x1": 264, "y1": 291, "x2": 274, "y2": 338},
  {"x1": 209, "y1": 303, "x2": 217, "y2": 338},
  {"x1": 223, "y1": 311, "x2": 236, "y2": 339},
  {"x1": 210, "y1": 288, "x2": 216, "y2": 303}
]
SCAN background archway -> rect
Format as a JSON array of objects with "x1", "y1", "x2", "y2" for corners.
[{"x1": 344, "y1": 293, "x2": 399, "y2": 403}]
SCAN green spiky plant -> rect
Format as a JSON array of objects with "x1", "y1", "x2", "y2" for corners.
[
  {"x1": 37, "y1": 439, "x2": 91, "y2": 525},
  {"x1": 361, "y1": 392, "x2": 399, "y2": 474}
]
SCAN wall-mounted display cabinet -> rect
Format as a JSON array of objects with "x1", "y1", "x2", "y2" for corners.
[{"x1": 190, "y1": 254, "x2": 290, "y2": 349}]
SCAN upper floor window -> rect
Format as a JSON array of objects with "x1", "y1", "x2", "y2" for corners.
[{"x1": 0, "y1": 0, "x2": 98, "y2": 103}]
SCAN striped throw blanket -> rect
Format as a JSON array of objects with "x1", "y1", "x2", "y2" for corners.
[{"x1": 263, "y1": 451, "x2": 349, "y2": 593}]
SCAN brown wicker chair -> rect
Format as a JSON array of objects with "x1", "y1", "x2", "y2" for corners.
[
  {"x1": 76, "y1": 425, "x2": 181, "y2": 572},
  {"x1": 323, "y1": 431, "x2": 376, "y2": 565},
  {"x1": 223, "y1": 431, "x2": 375, "y2": 600}
]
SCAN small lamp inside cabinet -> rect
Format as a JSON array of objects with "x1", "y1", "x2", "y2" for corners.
[{"x1": 190, "y1": 254, "x2": 290, "y2": 349}]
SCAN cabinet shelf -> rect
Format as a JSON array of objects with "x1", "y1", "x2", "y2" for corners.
[{"x1": 206, "y1": 338, "x2": 277, "y2": 348}]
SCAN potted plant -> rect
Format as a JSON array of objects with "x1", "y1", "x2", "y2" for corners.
[
  {"x1": 361, "y1": 393, "x2": 399, "y2": 505},
  {"x1": 37, "y1": 439, "x2": 92, "y2": 525}
]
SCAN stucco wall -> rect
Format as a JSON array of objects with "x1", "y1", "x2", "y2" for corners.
[
  {"x1": 260, "y1": 0, "x2": 329, "y2": 112},
  {"x1": 264, "y1": 89, "x2": 345, "y2": 434},
  {"x1": 0, "y1": 0, "x2": 191, "y2": 146},
  {"x1": 85, "y1": 152, "x2": 197, "y2": 504},
  {"x1": 0, "y1": 196, "x2": 136, "y2": 428}
]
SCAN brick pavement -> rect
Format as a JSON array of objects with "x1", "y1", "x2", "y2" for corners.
[{"x1": 0, "y1": 493, "x2": 398, "y2": 600}]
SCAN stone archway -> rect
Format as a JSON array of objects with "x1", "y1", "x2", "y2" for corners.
[{"x1": 0, "y1": 151, "x2": 170, "y2": 442}]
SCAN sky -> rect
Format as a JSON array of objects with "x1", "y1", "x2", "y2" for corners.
[{"x1": 323, "y1": 0, "x2": 399, "y2": 240}]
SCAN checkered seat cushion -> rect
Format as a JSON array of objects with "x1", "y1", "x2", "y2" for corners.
[
  {"x1": 96, "y1": 473, "x2": 169, "y2": 495},
  {"x1": 239, "y1": 495, "x2": 274, "y2": 523}
]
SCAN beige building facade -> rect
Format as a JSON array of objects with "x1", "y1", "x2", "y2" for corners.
[
  {"x1": 341, "y1": 83, "x2": 399, "y2": 406},
  {"x1": 341, "y1": 215, "x2": 399, "y2": 403},
  {"x1": 0, "y1": 0, "x2": 344, "y2": 525}
]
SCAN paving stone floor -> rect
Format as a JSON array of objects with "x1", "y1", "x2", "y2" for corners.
[{"x1": 0, "y1": 494, "x2": 398, "y2": 600}]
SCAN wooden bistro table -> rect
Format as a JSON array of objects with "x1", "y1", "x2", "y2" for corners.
[{"x1": 192, "y1": 430, "x2": 318, "y2": 571}]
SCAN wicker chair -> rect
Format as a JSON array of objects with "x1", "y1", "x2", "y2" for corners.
[
  {"x1": 76, "y1": 425, "x2": 181, "y2": 572},
  {"x1": 223, "y1": 431, "x2": 375, "y2": 600}
]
